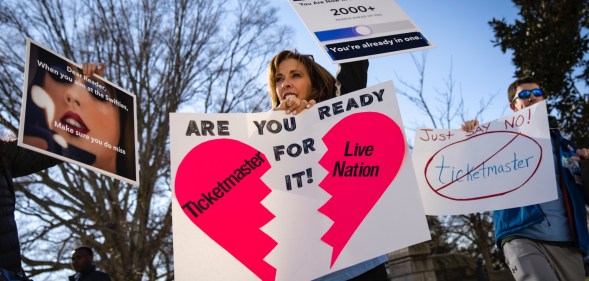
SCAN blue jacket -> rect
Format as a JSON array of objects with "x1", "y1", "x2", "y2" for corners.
[{"x1": 493, "y1": 129, "x2": 589, "y2": 254}]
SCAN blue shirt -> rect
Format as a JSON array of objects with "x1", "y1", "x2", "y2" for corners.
[
  {"x1": 513, "y1": 185, "x2": 571, "y2": 242},
  {"x1": 506, "y1": 132, "x2": 573, "y2": 242},
  {"x1": 312, "y1": 255, "x2": 387, "y2": 281},
  {"x1": 493, "y1": 128, "x2": 589, "y2": 254}
]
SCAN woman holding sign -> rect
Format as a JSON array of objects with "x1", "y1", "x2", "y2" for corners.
[
  {"x1": 23, "y1": 45, "x2": 136, "y2": 182},
  {"x1": 267, "y1": 50, "x2": 388, "y2": 281}
]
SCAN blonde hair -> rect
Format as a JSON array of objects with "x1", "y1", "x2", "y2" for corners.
[{"x1": 267, "y1": 50, "x2": 336, "y2": 108}]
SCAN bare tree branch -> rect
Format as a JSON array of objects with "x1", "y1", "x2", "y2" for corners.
[
  {"x1": 395, "y1": 51, "x2": 498, "y2": 272},
  {"x1": 0, "y1": 0, "x2": 289, "y2": 280}
]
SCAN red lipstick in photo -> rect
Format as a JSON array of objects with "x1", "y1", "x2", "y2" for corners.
[{"x1": 60, "y1": 111, "x2": 89, "y2": 136}]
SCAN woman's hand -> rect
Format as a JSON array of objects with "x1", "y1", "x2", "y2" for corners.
[
  {"x1": 461, "y1": 118, "x2": 479, "y2": 131},
  {"x1": 82, "y1": 63, "x2": 105, "y2": 77},
  {"x1": 276, "y1": 95, "x2": 316, "y2": 115}
]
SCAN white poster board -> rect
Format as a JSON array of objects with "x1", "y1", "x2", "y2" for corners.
[
  {"x1": 19, "y1": 38, "x2": 139, "y2": 185},
  {"x1": 170, "y1": 81, "x2": 430, "y2": 281},
  {"x1": 288, "y1": 0, "x2": 435, "y2": 63},
  {"x1": 412, "y1": 101, "x2": 558, "y2": 215}
]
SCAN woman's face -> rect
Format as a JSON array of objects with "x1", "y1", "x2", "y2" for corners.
[
  {"x1": 43, "y1": 70, "x2": 120, "y2": 172},
  {"x1": 274, "y1": 58, "x2": 313, "y2": 105}
]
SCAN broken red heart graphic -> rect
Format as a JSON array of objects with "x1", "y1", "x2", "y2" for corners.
[
  {"x1": 318, "y1": 112, "x2": 405, "y2": 267},
  {"x1": 175, "y1": 139, "x2": 277, "y2": 281}
]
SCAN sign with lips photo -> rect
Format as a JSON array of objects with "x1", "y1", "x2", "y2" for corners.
[{"x1": 19, "y1": 38, "x2": 139, "y2": 185}]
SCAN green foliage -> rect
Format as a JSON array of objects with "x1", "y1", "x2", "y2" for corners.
[{"x1": 490, "y1": 0, "x2": 589, "y2": 147}]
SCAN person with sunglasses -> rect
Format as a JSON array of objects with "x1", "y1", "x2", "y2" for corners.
[
  {"x1": 267, "y1": 50, "x2": 389, "y2": 281},
  {"x1": 462, "y1": 77, "x2": 589, "y2": 281}
]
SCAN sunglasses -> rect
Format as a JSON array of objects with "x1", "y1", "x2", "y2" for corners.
[
  {"x1": 512, "y1": 88, "x2": 543, "y2": 102},
  {"x1": 46, "y1": 64, "x2": 115, "y2": 103}
]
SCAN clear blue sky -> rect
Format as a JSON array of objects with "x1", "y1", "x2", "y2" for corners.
[{"x1": 276, "y1": 0, "x2": 520, "y2": 142}]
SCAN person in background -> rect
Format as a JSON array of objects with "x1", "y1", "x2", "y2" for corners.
[
  {"x1": 267, "y1": 50, "x2": 389, "y2": 281},
  {"x1": 69, "y1": 246, "x2": 111, "y2": 281},
  {"x1": 462, "y1": 77, "x2": 589, "y2": 281}
]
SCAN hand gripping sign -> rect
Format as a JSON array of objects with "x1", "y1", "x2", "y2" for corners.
[
  {"x1": 412, "y1": 101, "x2": 558, "y2": 215},
  {"x1": 170, "y1": 81, "x2": 430, "y2": 281}
]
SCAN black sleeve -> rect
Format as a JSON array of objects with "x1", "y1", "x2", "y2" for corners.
[
  {"x1": 3, "y1": 140, "x2": 61, "y2": 178},
  {"x1": 336, "y1": 60, "x2": 369, "y2": 95}
]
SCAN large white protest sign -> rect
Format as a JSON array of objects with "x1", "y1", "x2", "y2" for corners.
[
  {"x1": 288, "y1": 0, "x2": 435, "y2": 63},
  {"x1": 412, "y1": 101, "x2": 557, "y2": 215},
  {"x1": 18, "y1": 38, "x2": 139, "y2": 185},
  {"x1": 170, "y1": 81, "x2": 430, "y2": 281}
]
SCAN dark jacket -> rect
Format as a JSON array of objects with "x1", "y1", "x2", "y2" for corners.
[
  {"x1": 337, "y1": 60, "x2": 369, "y2": 95},
  {"x1": 0, "y1": 140, "x2": 60, "y2": 272},
  {"x1": 493, "y1": 129, "x2": 589, "y2": 254},
  {"x1": 68, "y1": 265, "x2": 111, "y2": 281}
]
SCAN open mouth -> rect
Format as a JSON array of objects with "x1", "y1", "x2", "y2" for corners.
[{"x1": 60, "y1": 111, "x2": 89, "y2": 136}]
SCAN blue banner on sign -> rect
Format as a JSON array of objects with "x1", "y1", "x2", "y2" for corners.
[{"x1": 325, "y1": 32, "x2": 430, "y2": 61}]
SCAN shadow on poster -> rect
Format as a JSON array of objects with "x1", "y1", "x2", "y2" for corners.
[{"x1": 18, "y1": 38, "x2": 138, "y2": 185}]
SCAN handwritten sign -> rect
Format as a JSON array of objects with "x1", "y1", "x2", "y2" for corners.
[
  {"x1": 18, "y1": 38, "x2": 139, "y2": 185},
  {"x1": 288, "y1": 0, "x2": 435, "y2": 63},
  {"x1": 412, "y1": 101, "x2": 557, "y2": 215},
  {"x1": 170, "y1": 81, "x2": 430, "y2": 281}
]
